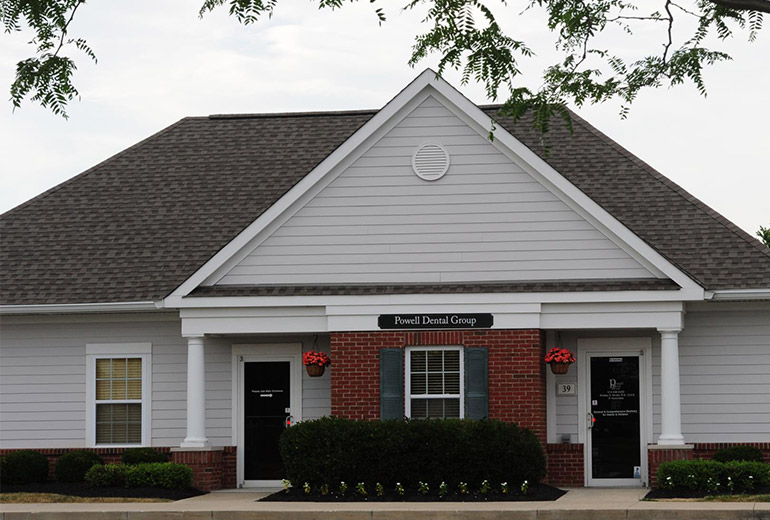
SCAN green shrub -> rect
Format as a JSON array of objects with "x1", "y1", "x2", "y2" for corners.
[
  {"x1": 55, "y1": 451, "x2": 104, "y2": 482},
  {"x1": 713, "y1": 446, "x2": 765, "y2": 463},
  {"x1": 85, "y1": 462, "x2": 192, "y2": 489},
  {"x1": 0, "y1": 450, "x2": 49, "y2": 484},
  {"x1": 657, "y1": 459, "x2": 770, "y2": 493},
  {"x1": 121, "y1": 448, "x2": 169, "y2": 465},
  {"x1": 279, "y1": 417, "x2": 546, "y2": 488},
  {"x1": 85, "y1": 464, "x2": 128, "y2": 487},
  {"x1": 124, "y1": 463, "x2": 193, "y2": 489}
]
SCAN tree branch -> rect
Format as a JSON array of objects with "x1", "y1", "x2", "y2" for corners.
[{"x1": 709, "y1": 0, "x2": 770, "y2": 14}]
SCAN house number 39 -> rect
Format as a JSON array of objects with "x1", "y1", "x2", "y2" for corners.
[{"x1": 557, "y1": 383, "x2": 577, "y2": 396}]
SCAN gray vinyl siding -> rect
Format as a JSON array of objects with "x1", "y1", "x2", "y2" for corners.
[
  {"x1": 652, "y1": 303, "x2": 770, "y2": 442},
  {"x1": 0, "y1": 313, "x2": 231, "y2": 449},
  {"x1": 0, "y1": 319, "x2": 332, "y2": 449},
  {"x1": 216, "y1": 96, "x2": 655, "y2": 286}
]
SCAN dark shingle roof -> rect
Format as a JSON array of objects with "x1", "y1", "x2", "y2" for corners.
[
  {"x1": 2, "y1": 106, "x2": 768, "y2": 305},
  {"x1": 189, "y1": 279, "x2": 681, "y2": 297}
]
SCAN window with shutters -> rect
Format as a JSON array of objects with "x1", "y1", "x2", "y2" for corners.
[
  {"x1": 405, "y1": 346, "x2": 464, "y2": 419},
  {"x1": 86, "y1": 343, "x2": 151, "y2": 446}
]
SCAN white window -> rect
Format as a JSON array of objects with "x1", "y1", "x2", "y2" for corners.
[
  {"x1": 405, "y1": 346, "x2": 463, "y2": 419},
  {"x1": 86, "y1": 343, "x2": 151, "y2": 446}
]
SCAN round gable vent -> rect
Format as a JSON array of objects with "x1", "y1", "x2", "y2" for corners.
[{"x1": 412, "y1": 143, "x2": 450, "y2": 181}]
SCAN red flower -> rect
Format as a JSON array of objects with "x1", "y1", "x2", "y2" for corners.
[
  {"x1": 302, "y1": 351, "x2": 331, "y2": 367},
  {"x1": 544, "y1": 347, "x2": 576, "y2": 364}
]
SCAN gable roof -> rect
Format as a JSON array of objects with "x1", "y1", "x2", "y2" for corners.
[{"x1": 2, "y1": 96, "x2": 769, "y2": 306}]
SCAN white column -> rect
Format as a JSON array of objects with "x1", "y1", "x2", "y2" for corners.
[
  {"x1": 181, "y1": 335, "x2": 209, "y2": 448},
  {"x1": 658, "y1": 328, "x2": 685, "y2": 445}
]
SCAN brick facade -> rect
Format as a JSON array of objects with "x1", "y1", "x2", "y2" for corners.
[
  {"x1": 545, "y1": 443, "x2": 584, "y2": 487},
  {"x1": 330, "y1": 329, "x2": 547, "y2": 443}
]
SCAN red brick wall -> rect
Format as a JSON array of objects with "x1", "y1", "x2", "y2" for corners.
[
  {"x1": 692, "y1": 442, "x2": 770, "y2": 463},
  {"x1": 330, "y1": 329, "x2": 547, "y2": 443},
  {"x1": 648, "y1": 446, "x2": 693, "y2": 488},
  {"x1": 171, "y1": 449, "x2": 225, "y2": 491},
  {"x1": 546, "y1": 443, "x2": 584, "y2": 487}
]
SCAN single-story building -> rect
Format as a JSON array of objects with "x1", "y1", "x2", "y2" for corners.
[{"x1": 1, "y1": 70, "x2": 769, "y2": 491}]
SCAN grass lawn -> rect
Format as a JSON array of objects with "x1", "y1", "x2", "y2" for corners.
[
  {"x1": 0, "y1": 493, "x2": 170, "y2": 504},
  {"x1": 702, "y1": 494, "x2": 770, "y2": 502}
]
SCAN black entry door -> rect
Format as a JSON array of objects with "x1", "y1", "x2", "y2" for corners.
[
  {"x1": 244, "y1": 361, "x2": 290, "y2": 480},
  {"x1": 590, "y1": 356, "x2": 641, "y2": 480}
]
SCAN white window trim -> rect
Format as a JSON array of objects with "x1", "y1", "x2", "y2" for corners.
[
  {"x1": 86, "y1": 343, "x2": 152, "y2": 447},
  {"x1": 404, "y1": 346, "x2": 464, "y2": 419}
]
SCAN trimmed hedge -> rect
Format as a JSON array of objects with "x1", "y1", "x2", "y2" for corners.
[
  {"x1": 0, "y1": 450, "x2": 49, "y2": 484},
  {"x1": 712, "y1": 446, "x2": 765, "y2": 463},
  {"x1": 85, "y1": 462, "x2": 193, "y2": 490},
  {"x1": 55, "y1": 451, "x2": 104, "y2": 482},
  {"x1": 657, "y1": 459, "x2": 770, "y2": 493},
  {"x1": 279, "y1": 417, "x2": 546, "y2": 488},
  {"x1": 121, "y1": 448, "x2": 170, "y2": 465}
]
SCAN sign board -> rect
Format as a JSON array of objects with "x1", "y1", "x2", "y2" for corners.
[
  {"x1": 378, "y1": 313, "x2": 493, "y2": 330},
  {"x1": 557, "y1": 383, "x2": 577, "y2": 396}
]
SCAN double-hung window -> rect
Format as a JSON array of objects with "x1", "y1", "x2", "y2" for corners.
[
  {"x1": 86, "y1": 343, "x2": 151, "y2": 446},
  {"x1": 405, "y1": 346, "x2": 463, "y2": 419}
]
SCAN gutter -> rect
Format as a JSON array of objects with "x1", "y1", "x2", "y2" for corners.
[
  {"x1": 0, "y1": 300, "x2": 165, "y2": 315},
  {"x1": 706, "y1": 289, "x2": 770, "y2": 301}
]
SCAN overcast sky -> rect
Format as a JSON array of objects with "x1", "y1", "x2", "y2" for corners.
[{"x1": 1, "y1": 1, "x2": 768, "y2": 239}]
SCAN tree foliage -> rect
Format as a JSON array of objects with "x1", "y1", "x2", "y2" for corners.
[
  {"x1": 757, "y1": 225, "x2": 770, "y2": 248},
  {"x1": 1, "y1": 0, "x2": 766, "y2": 131}
]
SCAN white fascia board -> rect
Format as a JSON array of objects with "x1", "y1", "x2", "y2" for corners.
[
  {"x1": 421, "y1": 79, "x2": 703, "y2": 295},
  {"x1": 0, "y1": 301, "x2": 162, "y2": 315},
  {"x1": 708, "y1": 288, "x2": 770, "y2": 301},
  {"x1": 166, "y1": 69, "x2": 442, "y2": 300},
  {"x1": 166, "y1": 287, "x2": 702, "y2": 311}
]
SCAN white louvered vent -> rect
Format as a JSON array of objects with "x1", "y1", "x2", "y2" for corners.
[{"x1": 412, "y1": 143, "x2": 450, "y2": 181}]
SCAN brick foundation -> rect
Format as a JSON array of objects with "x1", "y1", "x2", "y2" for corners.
[
  {"x1": 545, "y1": 443, "x2": 584, "y2": 487},
  {"x1": 692, "y1": 442, "x2": 770, "y2": 463},
  {"x1": 647, "y1": 445, "x2": 693, "y2": 488},
  {"x1": 0, "y1": 446, "x2": 237, "y2": 491},
  {"x1": 330, "y1": 329, "x2": 547, "y2": 443}
]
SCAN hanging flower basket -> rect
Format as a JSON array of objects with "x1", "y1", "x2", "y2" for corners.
[
  {"x1": 544, "y1": 347, "x2": 576, "y2": 375},
  {"x1": 302, "y1": 350, "x2": 331, "y2": 378}
]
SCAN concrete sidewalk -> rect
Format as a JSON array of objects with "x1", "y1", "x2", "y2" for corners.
[{"x1": 1, "y1": 487, "x2": 769, "y2": 519}]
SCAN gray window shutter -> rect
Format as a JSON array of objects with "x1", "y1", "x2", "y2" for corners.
[
  {"x1": 465, "y1": 347, "x2": 489, "y2": 419},
  {"x1": 380, "y1": 349, "x2": 403, "y2": 420}
]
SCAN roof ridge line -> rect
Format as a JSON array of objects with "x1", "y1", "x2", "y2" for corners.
[
  {"x1": 208, "y1": 109, "x2": 379, "y2": 120},
  {"x1": 569, "y1": 112, "x2": 770, "y2": 264},
  {"x1": 0, "y1": 117, "x2": 194, "y2": 219}
]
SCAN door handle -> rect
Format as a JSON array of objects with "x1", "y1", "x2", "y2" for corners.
[
  {"x1": 587, "y1": 412, "x2": 595, "y2": 429},
  {"x1": 285, "y1": 415, "x2": 293, "y2": 428}
]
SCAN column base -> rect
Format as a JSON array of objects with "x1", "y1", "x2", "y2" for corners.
[
  {"x1": 180, "y1": 439, "x2": 211, "y2": 449},
  {"x1": 657, "y1": 434, "x2": 686, "y2": 446}
]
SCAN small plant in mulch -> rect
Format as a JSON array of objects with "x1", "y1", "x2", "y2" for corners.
[{"x1": 261, "y1": 479, "x2": 565, "y2": 502}]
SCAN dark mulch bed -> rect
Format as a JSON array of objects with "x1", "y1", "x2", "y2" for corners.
[
  {"x1": 0, "y1": 481, "x2": 205, "y2": 501},
  {"x1": 261, "y1": 484, "x2": 565, "y2": 502},
  {"x1": 645, "y1": 485, "x2": 770, "y2": 500}
]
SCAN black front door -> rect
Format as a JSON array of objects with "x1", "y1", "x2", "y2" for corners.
[
  {"x1": 244, "y1": 361, "x2": 290, "y2": 480},
  {"x1": 589, "y1": 356, "x2": 641, "y2": 480}
]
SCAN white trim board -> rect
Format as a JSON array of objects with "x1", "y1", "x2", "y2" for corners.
[{"x1": 164, "y1": 70, "x2": 703, "y2": 305}]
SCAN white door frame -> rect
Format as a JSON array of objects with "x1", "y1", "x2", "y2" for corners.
[
  {"x1": 232, "y1": 343, "x2": 302, "y2": 488},
  {"x1": 577, "y1": 337, "x2": 653, "y2": 487}
]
